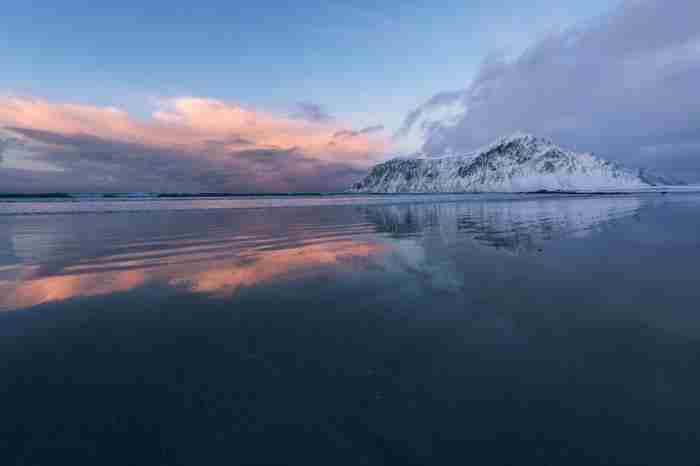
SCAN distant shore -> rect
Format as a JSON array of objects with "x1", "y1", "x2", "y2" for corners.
[{"x1": 2, "y1": 186, "x2": 699, "y2": 200}]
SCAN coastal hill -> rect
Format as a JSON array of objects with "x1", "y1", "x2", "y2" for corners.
[{"x1": 350, "y1": 133, "x2": 680, "y2": 193}]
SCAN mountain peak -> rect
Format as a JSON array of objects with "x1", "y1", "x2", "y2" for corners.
[
  {"x1": 500, "y1": 131, "x2": 540, "y2": 142},
  {"x1": 485, "y1": 131, "x2": 553, "y2": 150}
]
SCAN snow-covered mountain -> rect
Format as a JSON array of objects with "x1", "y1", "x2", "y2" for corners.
[{"x1": 350, "y1": 133, "x2": 677, "y2": 193}]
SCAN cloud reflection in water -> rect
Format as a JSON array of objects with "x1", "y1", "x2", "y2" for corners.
[{"x1": 0, "y1": 195, "x2": 645, "y2": 310}]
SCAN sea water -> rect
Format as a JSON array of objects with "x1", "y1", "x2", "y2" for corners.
[{"x1": 1, "y1": 193, "x2": 699, "y2": 465}]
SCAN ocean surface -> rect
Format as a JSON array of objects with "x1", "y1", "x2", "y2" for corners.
[{"x1": 2, "y1": 192, "x2": 700, "y2": 465}]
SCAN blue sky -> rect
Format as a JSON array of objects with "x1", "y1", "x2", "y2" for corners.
[
  {"x1": 1, "y1": 0, "x2": 616, "y2": 129},
  {"x1": 2, "y1": 0, "x2": 699, "y2": 192}
]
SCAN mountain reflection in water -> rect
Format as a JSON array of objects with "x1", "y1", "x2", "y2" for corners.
[{"x1": 366, "y1": 196, "x2": 642, "y2": 252}]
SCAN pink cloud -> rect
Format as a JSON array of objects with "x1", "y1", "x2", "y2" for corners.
[{"x1": 0, "y1": 95, "x2": 388, "y2": 167}]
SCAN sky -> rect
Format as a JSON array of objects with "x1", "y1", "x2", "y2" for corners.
[{"x1": 1, "y1": 0, "x2": 699, "y2": 192}]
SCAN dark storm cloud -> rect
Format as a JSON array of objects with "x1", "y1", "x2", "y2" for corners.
[
  {"x1": 0, "y1": 126, "x2": 367, "y2": 193},
  {"x1": 223, "y1": 147, "x2": 367, "y2": 192},
  {"x1": 0, "y1": 140, "x2": 8, "y2": 163},
  {"x1": 333, "y1": 125, "x2": 385, "y2": 140},
  {"x1": 400, "y1": 0, "x2": 700, "y2": 180},
  {"x1": 291, "y1": 102, "x2": 334, "y2": 123},
  {"x1": 203, "y1": 135, "x2": 254, "y2": 147}
]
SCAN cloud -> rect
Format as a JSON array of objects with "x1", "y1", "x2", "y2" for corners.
[
  {"x1": 0, "y1": 139, "x2": 8, "y2": 163},
  {"x1": 0, "y1": 96, "x2": 388, "y2": 192},
  {"x1": 291, "y1": 102, "x2": 334, "y2": 123},
  {"x1": 399, "y1": 0, "x2": 700, "y2": 179},
  {"x1": 0, "y1": 128, "x2": 26, "y2": 164},
  {"x1": 396, "y1": 90, "x2": 466, "y2": 140},
  {"x1": 204, "y1": 135, "x2": 254, "y2": 147},
  {"x1": 333, "y1": 125, "x2": 385, "y2": 140}
]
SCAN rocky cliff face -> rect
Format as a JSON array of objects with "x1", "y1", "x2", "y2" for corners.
[{"x1": 351, "y1": 133, "x2": 668, "y2": 193}]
